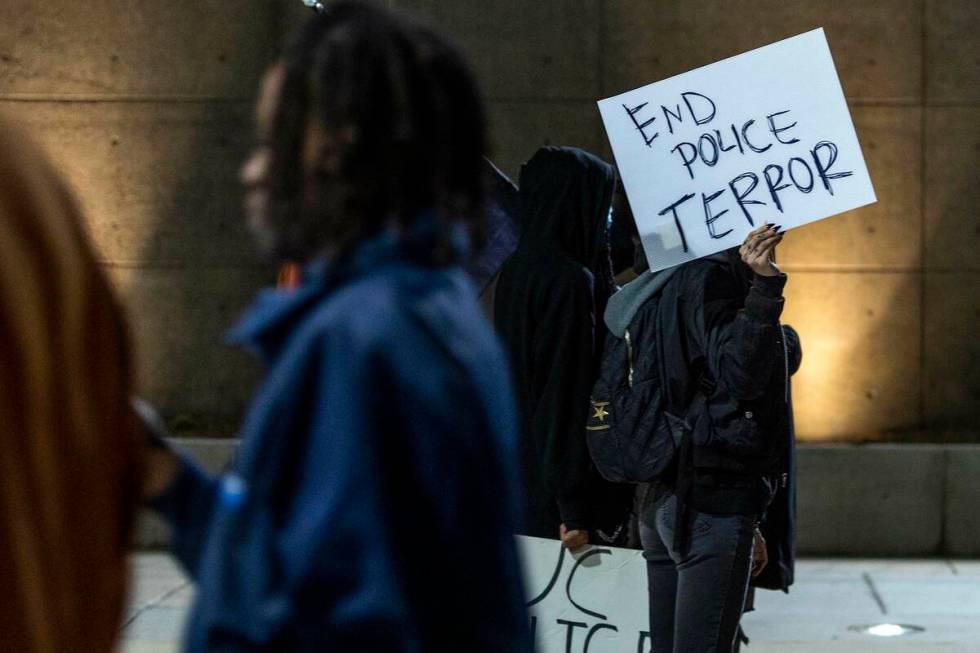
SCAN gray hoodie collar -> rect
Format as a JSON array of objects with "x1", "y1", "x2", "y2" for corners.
[
  {"x1": 603, "y1": 253, "x2": 730, "y2": 338},
  {"x1": 603, "y1": 267, "x2": 678, "y2": 338}
]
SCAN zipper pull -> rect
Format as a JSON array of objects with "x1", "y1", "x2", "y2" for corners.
[{"x1": 624, "y1": 329, "x2": 635, "y2": 388}]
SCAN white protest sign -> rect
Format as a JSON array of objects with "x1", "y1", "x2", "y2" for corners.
[
  {"x1": 598, "y1": 28, "x2": 876, "y2": 273},
  {"x1": 518, "y1": 536, "x2": 650, "y2": 652}
]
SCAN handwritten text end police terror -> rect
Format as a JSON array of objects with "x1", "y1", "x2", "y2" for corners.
[{"x1": 624, "y1": 91, "x2": 853, "y2": 251}]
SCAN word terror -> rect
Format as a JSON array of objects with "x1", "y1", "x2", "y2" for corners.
[{"x1": 658, "y1": 140, "x2": 853, "y2": 250}]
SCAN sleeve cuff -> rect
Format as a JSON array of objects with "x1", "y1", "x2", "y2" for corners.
[
  {"x1": 556, "y1": 494, "x2": 590, "y2": 532},
  {"x1": 562, "y1": 519, "x2": 590, "y2": 532},
  {"x1": 752, "y1": 273, "x2": 787, "y2": 298},
  {"x1": 145, "y1": 453, "x2": 222, "y2": 578},
  {"x1": 744, "y1": 274, "x2": 786, "y2": 322},
  {"x1": 145, "y1": 453, "x2": 212, "y2": 522}
]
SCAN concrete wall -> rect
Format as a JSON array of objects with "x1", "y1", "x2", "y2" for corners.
[
  {"x1": 0, "y1": 1, "x2": 309, "y2": 434},
  {"x1": 2, "y1": 2, "x2": 977, "y2": 442},
  {"x1": 398, "y1": 0, "x2": 980, "y2": 443},
  {"x1": 137, "y1": 439, "x2": 980, "y2": 556}
]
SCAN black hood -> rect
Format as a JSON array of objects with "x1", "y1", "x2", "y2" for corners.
[{"x1": 518, "y1": 146, "x2": 616, "y2": 278}]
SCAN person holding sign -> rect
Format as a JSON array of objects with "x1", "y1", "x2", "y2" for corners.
[
  {"x1": 139, "y1": 4, "x2": 532, "y2": 651},
  {"x1": 588, "y1": 29, "x2": 877, "y2": 652},
  {"x1": 593, "y1": 218, "x2": 801, "y2": 653}
]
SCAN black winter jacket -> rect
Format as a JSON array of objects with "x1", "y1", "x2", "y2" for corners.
[
  {"x1": 605, "y1": 253, "x2": 801, "y2": 588},
  {"x1": 495, "y1": 147, "x2": 632, "y2": 540}
]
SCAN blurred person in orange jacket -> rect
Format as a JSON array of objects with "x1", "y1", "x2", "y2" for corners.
[{"x1": 0, "y1": 115, "x2": 142, "y2": 652}]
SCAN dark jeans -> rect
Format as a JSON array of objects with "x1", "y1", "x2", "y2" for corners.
[{"x1": 639, "y1": 489, "x2": 755, "y2": 653}]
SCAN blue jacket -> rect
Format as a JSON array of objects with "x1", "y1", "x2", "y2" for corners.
[{"x1": 151, "y1": 227, "x2": 533, "y2": 652}]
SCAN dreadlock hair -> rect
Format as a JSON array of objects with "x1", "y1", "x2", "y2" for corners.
[{"x1": 266, "y1": 1, "x2": 488, "y2": 263}]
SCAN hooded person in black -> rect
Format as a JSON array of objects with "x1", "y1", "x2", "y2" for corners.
[{"x1": 495, "y1": 146, "x2": 631, "y2": 546}]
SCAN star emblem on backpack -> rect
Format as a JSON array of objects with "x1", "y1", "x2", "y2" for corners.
[{"x1": 592, "y1": 401, "x2": 609, "y2": 422}]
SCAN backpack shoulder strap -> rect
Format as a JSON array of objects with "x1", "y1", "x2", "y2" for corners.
[{"x1": 654, "y1": 271, "x2": 708, "y2": 420}]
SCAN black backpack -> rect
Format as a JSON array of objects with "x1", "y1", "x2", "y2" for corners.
[{"x1": 586, "y1": 292, "x2": 698, "y2": 484}]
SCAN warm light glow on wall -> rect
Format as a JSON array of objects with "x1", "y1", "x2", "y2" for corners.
[{"x1": 781, "y1": 224, "x2": 921, "y2": 442}]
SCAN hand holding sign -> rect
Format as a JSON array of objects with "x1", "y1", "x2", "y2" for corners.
[
  {"x1": 560, "y1": 523, "x2": 590, "y2": 553},
  {"x1": 599, "y1": 29, "x2": 876, "y2": 273},
  {"x1": 752, "y1": 527, "x2": 769, "y2": 578},
  {"x1": 740, "y1": 224, "x2": 784, "y2": 277}
]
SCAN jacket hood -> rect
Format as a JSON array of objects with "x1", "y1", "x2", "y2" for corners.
[{"x1": 517, "y1": 146, "x2": 616, "y2": 272}]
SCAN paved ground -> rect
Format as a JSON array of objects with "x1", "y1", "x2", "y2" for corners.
[{"x1": 121, "y1": 554, "x2": 980, "y2": 652}]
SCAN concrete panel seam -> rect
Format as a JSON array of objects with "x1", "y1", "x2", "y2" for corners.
[
  {"x1": 923, "y1": 99, "x2": 980, "y2": 107},
  {"x1": 121, "y1": 579, "x2": 192, "y2": 631},
  {"x1": 921, "y1": 269, "x2": 980, "y2": 275},
  {"x1": 597, "y1": 0, "x2": 606, "y2": 97},
  {"x1": 919, "y1": 0, "x2": 929, "y2": 434},
  {"x1": 862, "y1": 573, "x2": 888, "y2": 615},
  {"x1": 940, "y1": 447, "x2": 950, "y2": 554},
  {"x1": 483, "y1": 96, "x2": 601, "y2": 104},
  {"x1": 98, "y1": 261, "x2": 273, "y2": 271},
  {"x1": 846, "y1": 97, "x2": 926, "y2": 107},
  {"x1": 780, "y1": 265, "x2": 922, "y2": 273},
  {"x1": 0, "y1": 94, "x2": 253, "y2": 104}
]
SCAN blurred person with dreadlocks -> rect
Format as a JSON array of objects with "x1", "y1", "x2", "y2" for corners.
[
  {"x1": 140, "y1": 3, "x2": 532, "y2": 650},
  {"x1": 0, "y1": 116, "x2": 141, "y2": 652}
]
